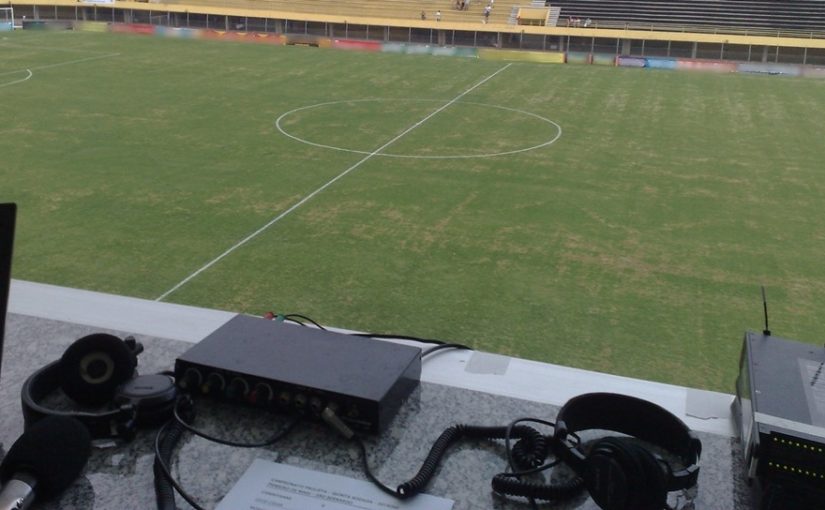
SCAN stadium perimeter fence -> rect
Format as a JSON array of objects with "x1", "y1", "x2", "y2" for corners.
[{"x1": 8, "y1": 0, "x2": 825, "y2": 67}]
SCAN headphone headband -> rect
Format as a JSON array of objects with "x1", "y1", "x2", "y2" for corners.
[
  {"x1": 21, "y1": 361, "x2": 135, "y2": 439},
  {"x1": 555, "y1": 392, "x2": 701, "y2": 491},
  {"x1": 20, "y1": 334, "x2": 177, "y2": 441}
]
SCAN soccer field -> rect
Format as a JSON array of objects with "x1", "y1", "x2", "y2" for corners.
[{"x1": 3, "y1": 30, "x2": 825, "y2": 392}]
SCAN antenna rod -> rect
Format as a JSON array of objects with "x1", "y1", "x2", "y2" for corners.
[{"x1": 761, "y1": 285, "x2": 771, "y2": 336}]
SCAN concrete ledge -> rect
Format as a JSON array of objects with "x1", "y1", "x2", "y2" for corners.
[
  {"x1": 9, "y1": 279, "x2": 235, "y2": 343},
  {"x1": 8, "y1": 279, "x2": 736, "y2": 436}
]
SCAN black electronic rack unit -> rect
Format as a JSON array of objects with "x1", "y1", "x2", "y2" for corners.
[
  {"x1": 733, "y1": 331, "x2": 825, "y2": 509},
  {"x1": 175, "y1": 314, "x2": 422, "y2": 434}
]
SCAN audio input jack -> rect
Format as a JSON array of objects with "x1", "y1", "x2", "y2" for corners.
[{"x1": 321, "y1": 406, "x2": 354, "y2": 439}]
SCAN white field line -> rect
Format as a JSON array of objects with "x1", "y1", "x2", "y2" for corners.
[
  {"x1": 277, "y1": 99, "x2": 563, "y2": 160},
  {"x1": 0, "y1": 41, "x2": 116, "y2": 54},
  {"x1": 0, "y1": 52, "x2": 120, "y2": 78},
  {"x1": 0, "y1": 29, "x2": 75, "y2": 45},
  {"x1": 156, "y1": 63, "x2": 513, "y2": 301},
  {"x1": 0, "y1": 69, "x2": 32, "y2": 88}
]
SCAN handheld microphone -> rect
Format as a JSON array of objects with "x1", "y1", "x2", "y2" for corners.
[{"x1": 0, "y1": 415, "x2": 91, "y2": 510}]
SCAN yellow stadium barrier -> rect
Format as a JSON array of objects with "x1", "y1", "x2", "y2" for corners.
[
  {"x1": 479, "y1": 48, "x2": 565, "y2": 63},
  {"x1": 76, "y1": 21, "x2": 109, "y2": 32}
]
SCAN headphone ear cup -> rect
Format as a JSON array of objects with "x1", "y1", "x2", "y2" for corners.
[
  {"x1": 59, "y1": 334, "x2": 138, "y2": 406},
  {"x1": 586, "y1": 437, "x2": 667, "y2": 510},
  {"x1": 626, "y1": 440, "x2": 668, "y2": 510},
  {"x1": 586, "y1": 437, "x2": 637, "y2": 510}
]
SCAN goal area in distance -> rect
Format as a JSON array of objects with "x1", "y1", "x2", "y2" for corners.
[{"x1": 0, "y1": 7, "x2": 14, "y2": 32}]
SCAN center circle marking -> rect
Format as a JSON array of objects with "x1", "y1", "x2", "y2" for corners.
[{"x1": 275, "y1": 98, "x2": 562, "y2": 159}]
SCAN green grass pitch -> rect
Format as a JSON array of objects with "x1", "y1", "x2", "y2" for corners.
[{"x1": 3, "y1": 30, "x2": 825, "y2": 393}]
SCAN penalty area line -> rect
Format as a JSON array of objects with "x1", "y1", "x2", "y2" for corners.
[
  {"x1": 0, "y1": 69, "x2": 32, "y2": 88},
  {"x1": 155, "y1": 63, "x2": 513, "y2": 302},
  {"x1": 29, "y1": 53, "x2": 121, "y2": 72},
  {"x1": 0, "y1": 53, "x2": 121, "y2": 78}
]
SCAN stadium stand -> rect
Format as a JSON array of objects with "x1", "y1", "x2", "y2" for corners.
[
  {"x1": 548, "y1": 0, "x2": 825, "y2": 32},
  {"x1": 162, "y1": 0, "x2": 518, "y2": 25},
  {"x1": 150, "y1": 0, "x2": 825, "y2": 33}
]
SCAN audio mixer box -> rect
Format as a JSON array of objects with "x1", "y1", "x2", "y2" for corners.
[{"x1": 175, "y1": 314, "x2": 422, "y2": 434}]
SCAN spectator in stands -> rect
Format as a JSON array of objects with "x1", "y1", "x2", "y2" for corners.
[
  {"x1": 483, "y1": 5, "x2": 491, "y2": 23},
  {"x1": 583, "y1": 17, "x2": 592, "y2": 27},
  {"x1": 420, "y1": 10, "x2": 426, "y2": 19},
  {"x1": 435, "y1": 9, "x2": 442, "y2": 21}
]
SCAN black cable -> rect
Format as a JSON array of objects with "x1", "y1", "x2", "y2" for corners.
[
  {"x1": 421, "y1": 343, "x2": 473, "y2": 358},
  {"x1": 154, "y1": 419, "x2": 208, "y2": 510},
  {"x1": 353, "y1": 423, "x2": 555, "y2": 499},
  {"x1": 154, "y1": 419, "x2": 179, "y2": 510},
  {"x1": 491, "y1": 474, "x2": 584, "y2": 503},
  {"x1": 154, "y1": 398, "x2": 300, "y2": 510},
  {"x1": 504, "y1": 419, "x2": 544, "y2": 510},
  {"x1": 492, "y1": 418, "x2": 585, "y2": 502},
  {"x1": 266, "y1": 311, "x2": 475, "y2": 352},
  {"x1": 350, "y1": 419, "x2": 585, "y2": 504},
  {"x1": 172, "y1": 398, "x2": 300, "y2": 448},
  {"x1": 504, "y1": 418, "x2": 557, "y2": 475},
  {"x1": 354, "y1": 437, "x2": 404, "y2": 498},
  {"x1": 257, "y1": 312, "x2": 582, "y2": 503},
  {"x1": 284, "y1": 314, "x2": 327, "y2": 330},
  {"x1": 352, "y1": 332, "x2": 465, "y2": 346}
]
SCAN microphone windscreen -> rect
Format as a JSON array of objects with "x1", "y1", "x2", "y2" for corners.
[{"x1": 0, "y1": 415, "x2": 91, "y2": 498}]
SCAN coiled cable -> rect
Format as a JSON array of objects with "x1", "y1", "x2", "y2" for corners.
[
  {"x1": 396, "y1": 423, "x2": 549, "y2": 497},
  {"x1": 352, "y1": 418, "x2": 584, "y2": 503},
  {"x1": 154, "y1": 419, "x2": 183, "y2": 510},
  {"x1": 491, "y1": 473, "x2": 584, "y2": 501}
]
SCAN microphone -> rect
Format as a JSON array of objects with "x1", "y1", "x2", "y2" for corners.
[{"x1": 0, "y1": 416, "x2": 91, "y2": 510}]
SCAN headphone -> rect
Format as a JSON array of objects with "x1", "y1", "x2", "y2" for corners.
[
  {"x1": 21, "y1": 333, "x2": 178, "y2": 441},
  {"x1": 552, "y1": 392, "x2": 702, "y2": 510}
]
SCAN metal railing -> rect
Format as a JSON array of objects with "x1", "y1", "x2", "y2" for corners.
[{"x1": 562, "y1": 19, "x2": 825, "y2": 40}]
